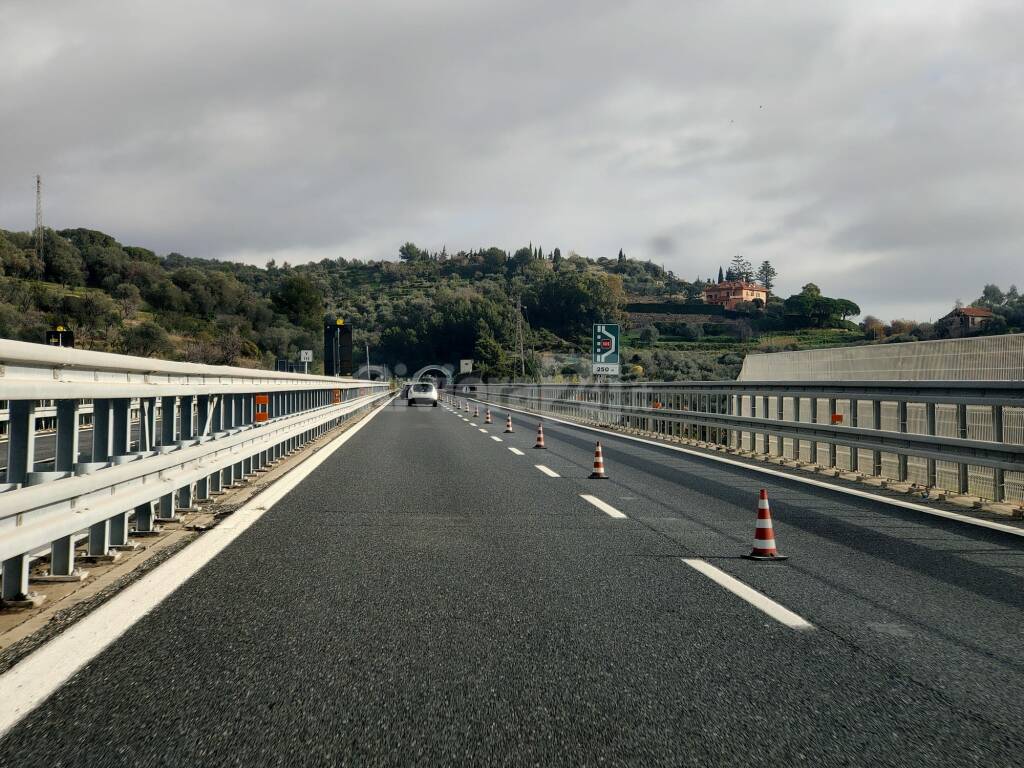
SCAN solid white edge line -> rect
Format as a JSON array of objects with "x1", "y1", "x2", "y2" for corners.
[
  {"x1": 475, "y1": 399, "x2": 1024, "y2": 539},
  {"x1": 682, "y1": 558, "x2": 814, "y2": 631},
  {"x1": 508, "y1": 447, "x2": 525, "y2": 456},
  {"x1": 580, "y1": 494, "x2": 627, "y2": 518},
  {"x1": 535, "y1": 464, "x2": 560, "y2": 478},
  {"x1": 0, "y1": 395, "x2": 395, "y2": 738},
  {"x1": 490, "y1": 436, "x2": 503, "y2": 442}
]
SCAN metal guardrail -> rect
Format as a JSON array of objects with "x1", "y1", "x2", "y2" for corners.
[
  {"x1": 473, "y1": 381, "x2": 1024, "y2": 506},
  {"x1": 0, "y1": 339, "x2": 391, "y2": 604}
]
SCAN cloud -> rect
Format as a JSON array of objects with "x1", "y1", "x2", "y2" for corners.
[{"x1": 1, "y1": 0, "x2": 1020, "y2": 322}]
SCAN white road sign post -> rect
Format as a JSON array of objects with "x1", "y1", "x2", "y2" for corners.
[
  {"x1": 300, "y1": 349, "x2": 313, "y2": 374},
  {"x1": 592, "y1": 324, "x2": 620, "y2": 376}
]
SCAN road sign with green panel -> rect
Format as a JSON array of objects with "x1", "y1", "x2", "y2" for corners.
[{"x1": 592, "y1": 323, "x2": 620, "y2": 375}]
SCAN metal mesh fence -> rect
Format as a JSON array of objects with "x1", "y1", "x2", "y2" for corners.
[
  {"x1": 739, "y1": 334, "x2": 1024, "y2": 381},
  {"x1": 475, "y1": 381, "x2": 1024, "y2": 506}
]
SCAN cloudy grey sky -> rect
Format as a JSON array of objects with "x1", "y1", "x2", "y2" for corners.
[{"x1": 2, "y1": 0, "x2": 1021, "y2": 321}]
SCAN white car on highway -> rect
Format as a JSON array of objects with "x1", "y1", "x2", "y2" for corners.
[{"x1": 406, "y1": 382, "x2": 439, "y2": 407}]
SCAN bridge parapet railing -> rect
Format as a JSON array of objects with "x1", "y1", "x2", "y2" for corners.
[
  {"x1": 474, "y1": 381, "x2": 1024, "y2": 506},
  {"x1": 0, "y1": 339, "x2": 391, "y2": 604}
]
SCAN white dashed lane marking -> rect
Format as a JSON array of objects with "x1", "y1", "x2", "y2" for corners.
[
  {"x1": 535, "y1": 465, "x2": 560, "y2": 478},
  {"x1": 508, "y1": 447, "x2": 525, "y2": 456},
  {"x1": 682, "y1": 559, "x2": 814, "y2": 631},
  {"x1": 579, "y1": 494, "x2": 627, "y2": 519},
  {"x1": 491, "y1": 436, "x2": 502, "y2": 442}
]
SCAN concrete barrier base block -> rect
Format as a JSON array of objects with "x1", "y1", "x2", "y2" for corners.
[
  {"x1": 80, "y1": 551, "x2": 122, "y2": 564},
  {"x1": 1, "y1": 593, "x2": 47, "y2": 610},
  {"x1": 32, "y1": 569, "x2": 90, "y2": 583}
]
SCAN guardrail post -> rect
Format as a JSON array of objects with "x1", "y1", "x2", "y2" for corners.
[
  {"x1": 112, "y1": 398, "x2": 131, "y2": 456},
  {"x1": 241, "y1": 394, "x2": 254, "y2": 477},
  {"x1": 826, "y1": 398, "x2": 837, "y2": 469},
  {"x1": 926, "y1": 402, "x2": 937, "y2": 488},
  {"x1": 92, "y1": 399, "x2": 113, "y2": 462},
  {"x1": 897, "y1": 400, "x2": 909, "y2": 481},
  {"x1": 139, "y1": 397, "x2": 157, "y2": 451},
  {"x1": 87, "y1": 519, "x2": 111, "y2": 558},
  {"x1": 55, "y1": 399, "x2": 80, "y2": 472},
  {"x1": 211, "y1": 394, "x2": 223, "y2": 433},
  {"x1": 157, "y1": 395, "x2": 179, "y2": 521},
  {"x1": 5, "y1": 400, "x2": 36, "y2": 485},
  {"x1": 50, "y1": 535, "x2": 77, "y2": 576},
  {"x1": 809, "y1": 397, "x2": 819, "y2": 465},
  {"x1": 180, "y1": 395, "x2": 195, "y2": 441},
  {"x1": 848, "y1": 398, "x2": 859, "y2": 473},
  {"x1": 221, "y1": 395, "x2": 236, "y2": 487},
  {"x1": 235, "y1": 395, "x2": 249, "y2": 479},
  {"x1": 161, "y1": 396, "x2": 179, "y2": 446},
  {"x1": 993, "y1": 404, "x2": 1005, "y2": 502},
  {"x1": 209, "y1": 464, "x2": 223, "y2": 493},
  {"x1": 775, "y1": 395, "x2": 784, "y2": 457},
  {"x1": 177, "y1": 482, "x2": 194, "y2": 511},
  {"x1": 1, "y1": 555, "x2": 31, "y2": 602},
  {"x1": 762, "y1": 394, "x2": 772, "y2": 455},
  {"x1": 110, "y1": 511, "x2": 132, "y2": 548},
  {"x1": 957, "y1": 404, "x2": 969, "y2": 494},
  {"x1": 134, "y1": 501, "x2": 157, "y2": 533},
  {"x1": 871, "y1": 400, "x2": 882, "y2": 477},
  {"x1": 197, "y1": 395, "x2": 211, "y2": 437},
  {"x1": 728, "y1": 394, "x2": 737, "y2": 449}
]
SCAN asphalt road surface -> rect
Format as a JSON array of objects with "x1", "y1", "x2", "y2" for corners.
[{"x1": 2, "y1": 399, "x2": 1022, "y2": 766}]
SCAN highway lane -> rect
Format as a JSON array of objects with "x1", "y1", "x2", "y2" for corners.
[
  {"x1": 1, "y1": 399, "x2": 1022, "y2": 765},
  {"x1": 486, "y1": 407, "x2": 1024, "y2": 730}
]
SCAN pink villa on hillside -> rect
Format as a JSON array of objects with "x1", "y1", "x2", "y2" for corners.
[{"x1": 702, "y1": 280, "x2": 768, "y2": 310}]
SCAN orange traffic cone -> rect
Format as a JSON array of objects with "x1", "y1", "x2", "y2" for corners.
[
  {"x1": 533, "y1": 423, "x2": 546, "y2": 449},
  {"x1": 588, "y1": 442, "x2": 608, "y2": 479},
  {"x1": 742, "y1": 489, "x2": 788, "y2": 561},
  {"x1": 504, "y1": 415, "x2": 514, "y2": 434},
  {"x1": 485, "y1": 408, "x2": 492, "y2": 424},
  {"x1": 473, "y1": 405, "x2": 480, "y2": 418}
]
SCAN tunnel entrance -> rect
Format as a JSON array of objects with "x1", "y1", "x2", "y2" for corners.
[{"x1": 412, "y1": 364, "x2": 454, "y2": 389}]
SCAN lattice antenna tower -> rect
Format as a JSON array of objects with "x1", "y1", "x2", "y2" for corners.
[{"x1": 35, "y1": 175, "x2": 44, "y2": 261}]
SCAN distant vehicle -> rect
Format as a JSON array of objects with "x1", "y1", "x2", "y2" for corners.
[{"x1": 407, "y1": 381, "x2": 438, "y2": 407}]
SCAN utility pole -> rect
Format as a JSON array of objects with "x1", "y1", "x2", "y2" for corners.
[
  {"x1": 365, "y1": 342, "x2": 371, "y2": 381},
  {"x1": 35, "y1": 175, "x2": 44, "y2": 263}
]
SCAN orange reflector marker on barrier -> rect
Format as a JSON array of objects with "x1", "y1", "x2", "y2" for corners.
[
  {"x1": 255, "y1": 394, "x2": 269, "y2": 423},
  {"x1": 332, "y1": 389, "x2": 341, "y2": 404}
]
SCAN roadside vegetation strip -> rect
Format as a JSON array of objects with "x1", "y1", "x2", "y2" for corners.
[
  {"x1": 0, "y1": 396, "x2": 392, "y2": 739},
  {"x1": 475, "y1": 399, "x2": 1024, "y2": 539},
  {"x1": 682, "y1": 558, "x2": 814, "y2": 631}
]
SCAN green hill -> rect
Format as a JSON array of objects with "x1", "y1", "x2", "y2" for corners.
[{"x1": 3, "y1": 228, "x2": 1015, "y2": 380}]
